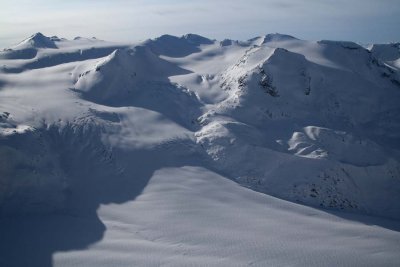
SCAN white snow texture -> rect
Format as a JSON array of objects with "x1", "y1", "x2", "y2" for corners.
[{"x1": 0, "y1": 32, "x2": 400, "y2": 267}]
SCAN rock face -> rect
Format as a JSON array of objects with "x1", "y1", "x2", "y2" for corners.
[{"x1": 0, "y1": 32, "x2": 400, "y2": 221}]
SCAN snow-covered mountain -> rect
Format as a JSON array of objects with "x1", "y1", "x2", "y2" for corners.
[
  {"x1": 369, "y1": 42, "x2": 400, "y2": 70},
  {"x1": 0, "y1": 33, "x2": 399, "y2": 267}
]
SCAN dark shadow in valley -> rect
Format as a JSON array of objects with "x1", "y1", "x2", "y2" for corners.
[
  {"x1": 0, "y1": 212, "x2": 105, "y2": 267},
  {"x1": 0, "y1": 125, "x2": 208, "y2": 267},
  {"x1": 0, "y1": 48, "x2": 200, "y2": 267}
]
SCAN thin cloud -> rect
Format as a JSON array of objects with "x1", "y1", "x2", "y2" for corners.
[{"x1": 0, "y1": 0, "x2": 399, "y2": 48}]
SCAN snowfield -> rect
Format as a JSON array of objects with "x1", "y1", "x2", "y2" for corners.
[{"x1": 0, "y1": 32, "x2": 399, "y2": 267}]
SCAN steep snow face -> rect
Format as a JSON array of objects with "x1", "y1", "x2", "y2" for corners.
[
  {"x1": 1, "y1": 32, "x2": 400, "y2": 267},
  {"x1": 0, "y1": 119, "x2": 111, "y2": 215},
  {"x1": 369, "y1": 43, "x2": 400, "y2": 70},
  {"x1": 73, "y1": 47, "x2": 188, "y2": 88},
  {"x1": 215, "y1": 41, "x2": 400, "y2": 130},
  {"x1": 0, "y1": 125, "x2": 67, "y2": 214},
  {"x1": 72, "y1": 47, "x2": 202, "y2": 128},
  {"x1": 287, "y1": 126, "x2": 386, "y2": 165},
  {"x1": 370, "y1": 43, "x2": 400, "y2": 62},
  {"x1": 0, "y1": 33, "x2": 400, "y2": 219},
  {"x1": 197, "y1": 40, "x2": 400, "y2": 219}
]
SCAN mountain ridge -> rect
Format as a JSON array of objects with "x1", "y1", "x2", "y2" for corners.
[
  {"x1": 0, "y1": 32, "x2": 399, "y2": 219},
  {"x1": 1, "y1": 31, "x2": 400, "y2": 267}
]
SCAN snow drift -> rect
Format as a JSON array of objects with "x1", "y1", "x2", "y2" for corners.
[{"x1": 0, "y1": 32, "x2": 400, "y2": 267}]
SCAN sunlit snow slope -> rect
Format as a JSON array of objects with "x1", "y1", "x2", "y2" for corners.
[{"x1": 0, "y1": 32, "x2": 399, "y2": 267}]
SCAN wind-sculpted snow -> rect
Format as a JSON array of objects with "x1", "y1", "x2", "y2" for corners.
[
  {"x1": 287, "y1": 126, "x2": 386, "y2": 165},
  {"x1": 1, "y1": 31, "x2": 399, "y2": 218},
  {"x1": 72, "y1": 47, "x2": 201, "y2": 128},
  {"x1": 199, "y1": 40, "x2": 400, "y2": 219},
  {"x1": 0, "y1": 33, "x2": 399, "y2": 267}
]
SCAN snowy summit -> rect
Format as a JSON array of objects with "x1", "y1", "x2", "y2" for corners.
[{"x1": 0, "y1": 32, "x2": 400, "y2": 267}]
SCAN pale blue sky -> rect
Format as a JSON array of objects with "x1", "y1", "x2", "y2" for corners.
[{"x1": 1, "y1": 0, "x2": 399, "y2": 48}]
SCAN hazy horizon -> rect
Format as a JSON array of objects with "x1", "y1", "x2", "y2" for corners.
[{"x1": 1, "y1": 0, "x2": 400, "y2": 48}]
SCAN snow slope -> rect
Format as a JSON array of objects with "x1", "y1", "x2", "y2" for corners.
[
  {"x1": 2, "y1": 167, "x2": 400, "y2": 267},
  {"x1": 195, "y1": 41, "x2": 400, "y2": 218},
  {"x1": 0, "y1": 33, "x2": 399, "y2": 267}
]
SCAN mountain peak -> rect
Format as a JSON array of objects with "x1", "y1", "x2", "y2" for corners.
[
  {"x1": 247, "y1": 33, "x2": 297, "y2": 46},
  {"x1": 154, "y1": 34, "x2": 180, "y2": 42},
  {"x1": 262, "y1": 33, "x2": 297, "y2": 43},
  {"x1": 153, "y1": 34, "x2": 213, "y2": 46},
  {"x1": 14, "y1": 32, "x2": 58, "y2": 49},
  {"x1": 146, "y1": 34, "x2": 206, "y2": 57},
  {"x1": 31, "y1": 32, "x2": 46, "y2": 39},
  {"x1": 181, "y1": 34, "x2": 214, "y2": 45}
]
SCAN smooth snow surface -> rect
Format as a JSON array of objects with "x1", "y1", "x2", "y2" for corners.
[
  {"x1": 0, "y1": 33, "x2": 400, "y2": 267},
  {"x1": 3, "y1": 167, "x2": 400, "y2": 267}
]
